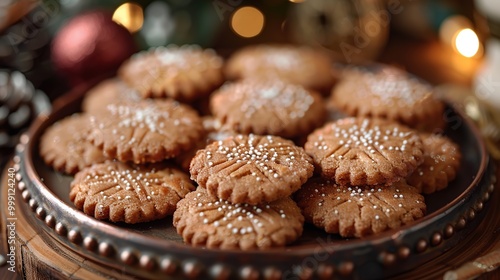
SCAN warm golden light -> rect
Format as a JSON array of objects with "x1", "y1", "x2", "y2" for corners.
[
  {"x1": 112, "y1": 2, "x2": 144, "y2": 33},
  {"x1": 439, "y1": 15, "x2": 471, "y2": 45},
  {"x1": 231, "y1": 6, "x2": 265, "y2": 38},
  {"x1": 455, "y1": 28, "x2": 480, "y2": 58},
  {"x1": 289, "y1": 0, "x2": 307, "y2": 3}
]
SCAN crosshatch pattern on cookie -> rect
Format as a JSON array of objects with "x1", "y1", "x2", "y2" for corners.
[
  {"x1": 173, "y1": 188, "x2": 304, "y2": 250},
  {"x1": 70, "y1": 161, "x2": 195, "y2": 224},
  {"x1": 40, "y1": 113, "x2": 107, "y2": 174},
  {"x1": 305, "y1": 118, "x2": 424, "y2": 186},
  {"x1": 119, "y1": 45, "x2": 224, "y2": 101},
  {"x1": 190, "y1": 134, "x2": 314, "y2": 205},
  {"x1": 210, "y1": 79, "x2": 326, "y2": 138},
  {"x1": 294, "y1": 177, "x2": 426, "y2": 238},
  {"x1": 88, "y1": 99, "x2": 204, "y2": 164},
  {"x1": 407, "y1": 133, "x2": 461, "y2": 194}
]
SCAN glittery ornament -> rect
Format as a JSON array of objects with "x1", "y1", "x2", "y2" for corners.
[{"x1": 51, "y1": 10, "x2": 137, "y2": 86}]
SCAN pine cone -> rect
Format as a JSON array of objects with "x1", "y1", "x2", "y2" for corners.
[{"x1": 0, "y1": 70, "x2": 50, "y2": 153}]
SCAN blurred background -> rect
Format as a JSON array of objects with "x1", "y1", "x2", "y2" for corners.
[
  {"x1": 0, "y1": 0, "x2": 487, "y2": 92},
  {"x1": 1, "y1": 0, "x2": 500, "y2": 165}
]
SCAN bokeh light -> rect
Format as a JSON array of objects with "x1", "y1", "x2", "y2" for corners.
[
  {"x1": 141, "y1": 1, "x2": 175, "y2": 47},
  {"x1": 439, "y1": 15, "x2": 481, "y2": 58},
  {"x1": 455, "y1": 28, "x2": 480, "y2": 58},
  {"x1": 112, "y1": 2, "x2": 144, "y2": 33},
  {"x1": 231, "y1": 6, "x2": 265, "y2": 38}
]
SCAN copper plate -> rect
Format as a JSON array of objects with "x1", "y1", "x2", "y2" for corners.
[{"x1": 15, "y1": 84, "x2": 496, "y2": 279}]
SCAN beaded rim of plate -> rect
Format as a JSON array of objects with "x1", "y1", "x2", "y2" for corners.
[
  {"x1": 10, "y1": 86, "x2": 496, "y2": 279},
  {"x1": 15, "y1": 140, "x2": 495, "y2": 278}
]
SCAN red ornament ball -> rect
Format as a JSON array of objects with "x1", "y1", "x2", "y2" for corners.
[{"x1": 51, "y1": 10, "x2": 137, "y2": 85}]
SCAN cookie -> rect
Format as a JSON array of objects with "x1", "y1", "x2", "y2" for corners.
[
  {"x1": 70, "y1": 161, "x2": 195, "y2": 224},
  {"x1": 88, "y1": 99, "x2": 204, "y2": 164},
  {"x1": 173, "y1": 188, "x2": 304, "y2": 250},
  {"x1": 294, "y1": 177, "x2": 426, "y2": 238},
  {"x1": 329, "y1": 65, "x2": 445, "y2": 132},
  {"x1": 305, "y1": 118, "x2": 424, "y2": 186},
  {"x1": 40, "y1": 114, "x2": 107, "y2": 174},
  {"x1": 190, "y1": 134, "x2": 314, "y2": 205},
  {"x1": 225, "y1": 44, "x2": 335, "y2": 93},
  {"x1": 118, "y1": 45, "x2": 224, "y2": 102},
  {"x1": 82, "y1": 79, "x2": 141, "y2": 114},
  {"x1": 407, "y1": 133, "x2": 461, "y2": 194},
  {"x1": 210, "y1": 79, "x2": 326, "y2": 138}
]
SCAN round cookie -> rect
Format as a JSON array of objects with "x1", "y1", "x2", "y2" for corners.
[
  {"x1": 294, "y1": 177, "x2": 426, "y2": 238},
  {"x1": 88, "y1": 99, "x2": 204, "y2": 164},
  {"x1": 329, "y1": 65, "x2": 445, "y2": 132},
  {"x1": 407, "y1": 133, "x2": 461, "y2": 194},
  {"x1": 82, "y1": 79, "x2": 141, "y2": 114},
  {"x1": 210, "y1": 79, "x2": 326, "y2": 138},
  {"x1": 40, "y1": 114, "x2": 107, "y2": 174},
  {"x1": 190, "y1": 134, "x2": 314, "y2": 205},
  {"x1": 225, "y1": 44, "x2": 335, "y2": 93},
  {"x1": 70, "y1": 161, "x2": 195, "y2": 224},
  {"x1": 305, "y1": 118, "x2": 424, "y2": 186},
  {"x1": 118, "y1": 45, "x2": 224, "y2": 102},
  {"x1": 173, "y1": 188, "x2": 304, "y2": 250}
]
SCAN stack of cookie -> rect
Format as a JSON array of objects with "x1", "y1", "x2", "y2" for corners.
[
  {"x1": 296, "y1": 118, "x2": 428, "y2": 238},
  {"x1": 294, "y1": 65, "x2": 462, "y2": 238},
  {"x1": 326, "y1": 65, "x2": 461, "y2": 196},
  {"x1": 173, "y1": 134, "x2": 313, "y2": 250},
  {"x1": 170, "y1": 45, "x2": 336, "y2": 249}
]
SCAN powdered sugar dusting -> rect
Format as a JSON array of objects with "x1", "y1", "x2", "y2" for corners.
[
  {"x1": 81, "y1": 164, "x2": 190, "y2": 205},
  {"x1": 156, "y1": 45, "x2": 222, "y2": 68},
  {"x1": 206, "y1": 134, "x2": 307, "y2": 180},
  {"x1": 263, "y1": 49, "x2": 298, "y2": 69},
  {"x1": 106, "y1": 104, "x2": 171, "y2": 133},
  {"x1": 304, "y1": 180, "x2": 425, "y2": 224},
  {"x1": 157, "y1": 50, "x2": 188, "y2": 66},
  {"x1": 194, "y1": 198, "x2": 281, "y2": 235},
  {"x1": 225, "y1": 81, "x2": 314, "y2": 119},
  {"x1": 313, "y1": 118, "x2": 418, "y2": 156},
  {"x1": 353, "y1": 67, "x2": 433, "y2": 106},
  {"x1": 128, "y1": 45, "x2": 223, "y2": 73},
  {"x1": 104, "y1": 101, "x2": 194, "y2": 134}
]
